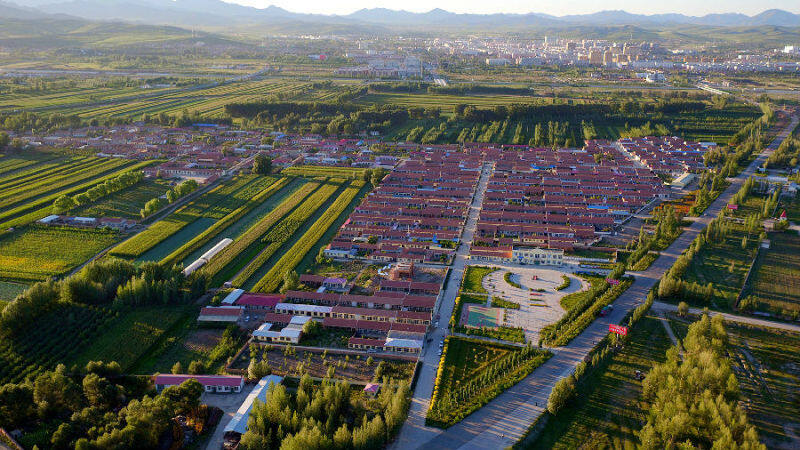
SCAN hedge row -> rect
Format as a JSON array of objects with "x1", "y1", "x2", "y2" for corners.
[
  {"x1": 107, "y1": 175, "x2": 258, "y2": 258},
  {"x1": 201, "y1": 182, "x2": 321, "y2": 283},
  {"x1": 0, "y1": 160, "x2": 152, "y2": 230},
  {"x1": 541, "y1": 278, "x2": 633, "y2": 347},
  {"x1": 230, "y1": 181, "x2": 341, "y2": 287},
  {"x1": 252, "y1": 180, "x2": 363, "y2": 292},
  {"x1": 161, "y1": 177, "x2": 289, "y2": 266}
]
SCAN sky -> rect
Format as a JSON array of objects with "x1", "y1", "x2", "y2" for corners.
[{"x1": 224, "y1": 0, "x2": 800, "y2": 16}]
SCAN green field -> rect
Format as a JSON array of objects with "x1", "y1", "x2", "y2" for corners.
[
  {"x1": 745, "y1": 230, "x2": 800, "y2": 316},
  {"x1": 527, "y1": 315, "x2": 671, "y2": 449},
  {"x1": 71, "y1": 177, "x2": 173, "y2": 219},
  {"x1": 461, "y1": 265, "x2": 496, "y2": 294},
  {"x1": 682, "y1": 222, "x2": 760, "y2": 309},
  {"x1": 0, "y1": 280, "x2": 27, "y2": 302},
  {"x1": 0, "y1": 226, "x2": 119, "y2": 282},
  {"x1": 69, "y1": 306, "x2": 195, "y2": 371},
  {"x1": 111, "y1": 174, "x2": 275, "y2": 259}
]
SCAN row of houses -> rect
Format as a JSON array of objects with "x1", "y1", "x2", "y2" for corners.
[{"x1": 324, "y1": 151, "x2": 482, "y2": 264}]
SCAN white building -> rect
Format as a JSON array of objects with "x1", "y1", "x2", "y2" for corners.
[{"x1": 511, "y1": 247, "x2": 564, "y2": 266}]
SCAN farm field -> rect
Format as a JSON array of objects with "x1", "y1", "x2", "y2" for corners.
[
  {"x1": 526, "y1": 315, "x2": 671, "y2": 449},
  {"x1": 68, "y1": 306, "x2": 195, "y2": 371},
  {"x1": 175, "y1": 177, "x2": 304, "y2": 267},
  {"x1": 0, "y1": 159, "x2": 154, "y2": 230},
  {"x1": 0, "y1": 226, "x2": 119, "y2": 282},
  {"x1": 110, "y1": 174, "x2": 277, "y2": 260},
  {"x1": 236, "y1": 179, "x2": 344, "y2": 290},
  {"x1": 745, "y1": 230, "x2": 800, "y2": 316},
  {"x1": 70, "y1": 177, "x2": 173, "y2": 219},
  {"x1": 427, "y1": 337, "x2": 551, "y2": 428},
  {"x1": 0, "y1": 280, "x2": 27, "y2": 302},
  {"x1": 667, "y1": 314, "x2": 800, "y2": 448},
  {"x1": 251, "y1": 179, "x2": 366, "y2": 292},
  {"x1": 48, "y1": 78, "x2": 316, "y2": 120},
  {"x1": 131, "y1": 318, "x2": 224, "y2": 375}
]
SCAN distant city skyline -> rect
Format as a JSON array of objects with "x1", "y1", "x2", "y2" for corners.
[{"x1": 224, "y1": 0, "x2": 800, "y2": 17}]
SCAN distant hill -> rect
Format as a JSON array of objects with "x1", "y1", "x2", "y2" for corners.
[{"x1": 12, "y1": 1, "x2": 800, "y2": 29}]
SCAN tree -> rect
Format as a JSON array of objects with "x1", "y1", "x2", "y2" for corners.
[
  {"x1": 187, "y1": 360, "x2": 205, "y2": 375},
  {"x1": 281, "y1": 270, "x2": 299, "y2": 293},
  {"x1": 247, "y1": 359, "x2": 271, "y2": 380},
  {"x1": 0, "y1": 383, "x2": 35, "y2": 429},
  {"x1": 53, "y1": 195, "x2": 77, "y2": 214},
  {"x1": 171, "y1": 361, "x2": 183, "y2": 374},
  {"x1": 253, "y1": 154, "x2": 272, "y2": 175},
  {"x1": 0, "y1": 131, "x2": 9, "y2": 149},
  {"x1": 547, "y1": 375, "x2": 575, "y2": 415},
  {"x1": 677, "y1": 301, "x2": 689, "y2": 317}
]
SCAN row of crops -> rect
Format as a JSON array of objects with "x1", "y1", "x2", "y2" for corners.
[
  {"x1": 229, "y1": 179, "x2": 343, "y2": 288},
  {"x1": 109, "y1": 174, "x2": 277, "y2": 259},
  {"x1": 0, "y1": 159, "x2": 154, "y2": 230},
  {"x1": 252, "y1": 179, "x2": 365, "y2": 292}
]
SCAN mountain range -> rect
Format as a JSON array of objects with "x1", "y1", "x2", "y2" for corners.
[{"x1": 3, "y1": 0, "x2": 800, "y2": 29}]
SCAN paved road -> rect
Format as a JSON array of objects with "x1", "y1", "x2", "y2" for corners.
[
  {"x1": 392, "y1": 162, "x2": 493, "y2": 448},
  {"x1": 393, "y1": 113, "x2": 799, "y2": 450},
  {"x1": 652, "y1": 301, "x2": 800, "y2": 333}
]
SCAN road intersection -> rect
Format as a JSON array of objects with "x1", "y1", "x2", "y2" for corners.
[{"x1": 393, "y1": 112, "x2": 799, "y2": 449}]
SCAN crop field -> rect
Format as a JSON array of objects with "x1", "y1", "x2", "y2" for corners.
[
  {"x1": 202, "y1": 181, "x2": 321, "y2": 285},
  {"x1": 0, "y1": 84, "x2": 177, "y2": 112},
  {"x1": 234, "y1": 179, "x2": 343, "y2": 289},
  {"x1": 110, "y1": 174, "x2": 276, "y2": 259},
  {"x1": 252, "y1": 179, "x2": 365, "y2": 292},
  {"x1": 0, "y1": 280, "x2": 27, "y2": 302},
  {"x1": 0, "y1": 158, "x2": 154, "y2": 230},
  {"x1": 53, "y1": 78, "x2": 314, "y2": 119},
  {"x1": 0, "y1": 226, "x2": 119, "y2": 282},
  {"x1": 69, "y1": 306, "x2": 195, "y2": 371},
  {"x1": 746, "y1": 231, "x2": 800, "y2": 315},
  {"x1": 356, "y1": 92, "x2": 541, "y2": 111},
  {"x1": 282, "y1": 165, "x2": 369, "y2": 179},
  {"x1": 528, "y1": 315, "x2": 671, "y2": 449},
  {"x1": 70, "y1": 177, "x2": 173, "y2": 219},
  {"x1": 170, "y1": 177, "x2": 300, "y2": 267}
]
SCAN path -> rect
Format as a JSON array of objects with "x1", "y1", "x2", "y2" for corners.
[
  {"x1": 652, "y1": 301, "x2": 800, "y2": 333},
  {"x1": 393, "y1": 112, "x2": 799, "y2": 450}
]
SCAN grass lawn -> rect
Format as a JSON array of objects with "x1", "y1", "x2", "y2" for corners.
[
  {"x1": 69, "y1": 306, "x2": 195, "y2": 371},
  {"x1": 746, "y1": 231, "x2": 800, "y2": 316},
  {"x1": 0, "y1": 280, "x2": 27, "y2": 302},
  {"x1": 667, "y1": 314, "x2": 800, "y2": 448},
  {"x1": 71, "y1": 178, "x2": 172, "y2": 219},
  {"x1": 0, "y1": 225, "x2": 119, "y2": 282},
  {"x1": 527, "y1": 315, "x2": 671, "y2": 449},
  {"x1": 559, "y1": 276, "x2": 604, "y2": 310},
  {"x1": 462, "y1": 265, "x2": 496, "y2": 294}
]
